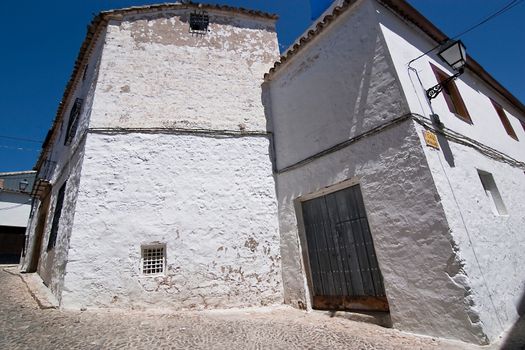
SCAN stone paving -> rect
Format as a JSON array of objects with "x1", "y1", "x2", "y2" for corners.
[{"x1": 0, "y1": 266, "x2": 501, "y2": 349}]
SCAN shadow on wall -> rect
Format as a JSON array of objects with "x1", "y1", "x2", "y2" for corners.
[
  {"x1": 501, "y1": 287, "x2": 525, "y2": 349},
  {"x1": 436, "y1": 132, "x2": 455, "y2": 168},
  {"x1": 262, "y1": 18, "x2": 398, "y2": 173}
]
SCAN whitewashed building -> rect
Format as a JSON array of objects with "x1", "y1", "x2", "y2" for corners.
[
  {"x1": 21, "y1": 3, "x2": 282, "y2": 311},
  {"x1": 0, "y1": 171, "x2": 35, "y2": 263},
  {"x1": 263, "y1": 0, "x2": 525, "y2": 345},
  {"x1": 21, "y1": 0, "x2": 525, "y2": 346}
]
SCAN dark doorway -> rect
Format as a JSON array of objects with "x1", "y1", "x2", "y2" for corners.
[
  {"x1": 27, "y1": 195, "x2": 51, "y2": 272},
  {"x1": 0, "y1": 226, "x2": 26, "y2": 264},
  {"x1": 301, "y1": 184, "x2": 388, "y2": 312}
]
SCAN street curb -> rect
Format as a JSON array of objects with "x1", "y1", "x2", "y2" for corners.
[{"x1": 3, "y1": 266, "x2": 59, "y2": 309}]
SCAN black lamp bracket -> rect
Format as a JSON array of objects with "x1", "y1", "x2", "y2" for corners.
[{"x1": 426, "y1": 68, "x2": 464, "y2": 100}]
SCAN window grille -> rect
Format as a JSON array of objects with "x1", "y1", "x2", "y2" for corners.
[
  {"x1": 189, "y1": 11, "x2": 209, "y2": 34},
  {"x1": 47, "y1": 181, "x2": 67, "y2": 251},
  {"x1": 64, "y1": 98, "x2": 83, "y2": 146},
  {"x1": 141, "y1": 245, "x2": 166, "y2": 275}
]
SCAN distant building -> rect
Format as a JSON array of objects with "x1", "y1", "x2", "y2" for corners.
[
  {"x1": 0, "y1": 171, "x2": 35, "y2": 263},
  {"x1": 21, "y1": 0, "x2": 525, "y2": 346}
]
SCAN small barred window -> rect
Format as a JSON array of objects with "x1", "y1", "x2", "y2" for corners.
[
  {"x1": 141, "y1": 245, "x2": 165, "y2": 275},
  {"x1": 189, "y1": 11, "x2": 209, "y2": 33}
]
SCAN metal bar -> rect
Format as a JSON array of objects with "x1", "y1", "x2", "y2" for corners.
[
  {"x1": 322, "y1": 195, "x2": 347, "y2": 296},
  {"x1": 302, "y1": 201, "x2": 325, "y2": 296},
  {"x1": 325, "y1": 193, "x2": 354, "y2": 296}
]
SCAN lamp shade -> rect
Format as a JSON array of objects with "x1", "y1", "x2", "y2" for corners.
[{"x1": 438, "y1": 40, "x2": 467, "y2": 70}]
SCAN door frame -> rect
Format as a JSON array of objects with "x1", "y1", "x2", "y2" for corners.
[
  {"x1": 27, "y1": 190, "x2": 52, "y2": 273},
  {"x1": 298, "y1": 177, "x2": 361, "y2": 202},
  {"x1": 294, "y1": 176, "x2": 389, "y2": 312}
]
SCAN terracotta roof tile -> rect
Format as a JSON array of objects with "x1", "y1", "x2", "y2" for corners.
[{"x1": 100, "y1": 2, "x2": 278, "y2": 20}]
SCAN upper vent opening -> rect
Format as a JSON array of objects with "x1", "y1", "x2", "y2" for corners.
[{"x1": 189, "y1": 11, "x2": 209, "y2": 34}]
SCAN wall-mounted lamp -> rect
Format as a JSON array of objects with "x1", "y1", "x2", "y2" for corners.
[
  {"x1": 19, "y1": 179, "x2": 29, "y2": 192},
  {"x1": 426, "y1": 40, "x2": 467, "y2": 100}
]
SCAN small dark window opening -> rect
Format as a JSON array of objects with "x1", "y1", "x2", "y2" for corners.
[
  {"x1": 478, "y1": 170, "x2": 507, "y2": 216},
  {"x1": 189, "y1": 11, "x2": 209, "y2": 34},
  {"x1": 82, "y1": 64, "x2": 89, "y2": 82},
  {"x1": 47, "y1": 181, "x2": 67, "y2": 251},
  {"x1": 491, "y1": 99, "x2": 518, "y2": 140},
  {"x1": 64, "y1": 98, "x2": 83, "y2": 146},
  {"x1": 430, "y1": 63, "x2": 471, "y2": 123}
]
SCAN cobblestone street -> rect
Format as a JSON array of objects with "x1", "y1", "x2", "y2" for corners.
[{"x1": 0, "y1": 267, "x2": 495, "y2": 349}]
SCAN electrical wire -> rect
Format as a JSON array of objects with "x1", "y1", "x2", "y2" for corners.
[
  {"x1": 407, "y1": 0, "x2": 524, "y2": 65},
  {"x1": 451, "y1": 0, "x2": 524, "y2": 39},
  {"x1": 275, "y1": 113, "x2": 525, "y2": 174},
  {"x1": 0, "y1": 135, "x2": 42, "y2": 144},
  {"x1": 88, "y1": 127, "x2": 270, "y2": 138},
  {"x1": 0, "y1": 144, "x2": 40, "y2": 152}
]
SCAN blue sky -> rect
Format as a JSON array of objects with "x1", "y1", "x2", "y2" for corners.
[{"x1": 0, "y1": 0, "x2": 523, "y2": 172}]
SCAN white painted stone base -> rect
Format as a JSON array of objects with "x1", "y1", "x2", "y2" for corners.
[
  {"x1": 275, "y1": 120, "x2": 487, "y2": 344},
  {"x1": 418, "y1": 125, "x2": 525, "y2": 342},
  {"x1": 61, "y1": 132, "x2": 282, "y2": 310}
]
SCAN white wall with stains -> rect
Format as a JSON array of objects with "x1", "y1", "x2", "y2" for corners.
[
  {"x1": 55, "y1": 9, "x2": 282, "y2": 310},
  {"x1": 62, "y1": 133, "x2": 281, "y2": 309},
  {"x1": 267, "y1": 1, "x2": 406, "y2": 170},
  {"x1": 21, "y1": 29, "x2": 107, "y2": 301},
  {"x1": 90, "y1": 10, "x2": 278, "y2": 132},
  {"x1": 377, "y1": 2, "x2": 525, "y2": 342},
  {"x1": 264, "y1": 0, "x2": 498, "y2": 344}
]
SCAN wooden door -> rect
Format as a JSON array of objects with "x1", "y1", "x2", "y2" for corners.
[
  {"x1": 27, "y1": 195, "x2": 51, "y2": 272},
  {"x1": 302, "y1": 184, "x2": 388, "y2": 312}
]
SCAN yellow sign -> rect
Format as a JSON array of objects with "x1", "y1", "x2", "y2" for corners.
[{"x1": 423, "y1": 130, "x2": 440, "y2": 149}]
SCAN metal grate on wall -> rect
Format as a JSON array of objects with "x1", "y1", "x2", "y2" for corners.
[
  {"x1": 141, "y1": 245, "x2": 165, "y2": 275},
  {"x1": 189, "y1": 11, "x2": 209, "y2": 34}
]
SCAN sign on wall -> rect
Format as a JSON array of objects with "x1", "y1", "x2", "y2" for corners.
[{"x1": 423, "y1": 130, "x2": 440, "y2": 149}]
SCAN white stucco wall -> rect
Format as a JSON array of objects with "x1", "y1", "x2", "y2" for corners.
[
  {"x1": 376, "y1": 4, "x2": 525, "y2": 161},
  {"x1": 36, "y1": 140, "x2": 87, "y2": 300},
  {"x1": 21, "y1": 29, "x2": 107, "y2": 297},
  {"x1": 62, "y1": 133, "x2": 281, "y2": 310},
  {"x1": 265, "y1": 0, "x2": 491, "y2": 344},
  {"x1": 0, "y1": 192, "x2": 32, "y2": 227},
  {"x1": 417, "y1": 131, "x2": 525, "y2": 341},
  {"x1": 90, "y1": 10, "x2": 278, "y2": 131},
  {"x1": 55, "y1": 9, "x2": 282, "y2": 309},
  {"x1": 270, "y1": 119, "x2": 486, "y2": 343},
  {"x1": 376, "y1": 2, "x2": 525, "y2": 342},
  {"x1": 268, "y1": 1, "x2": 407, "y2": 170}
]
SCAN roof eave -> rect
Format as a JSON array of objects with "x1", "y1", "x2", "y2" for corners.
[
  {"x1": 34, "y1": 3, "x2": 278, "y2": 173},
  {"x1": 264, "y1": 0, "x2": 525, "y2": 117}
]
